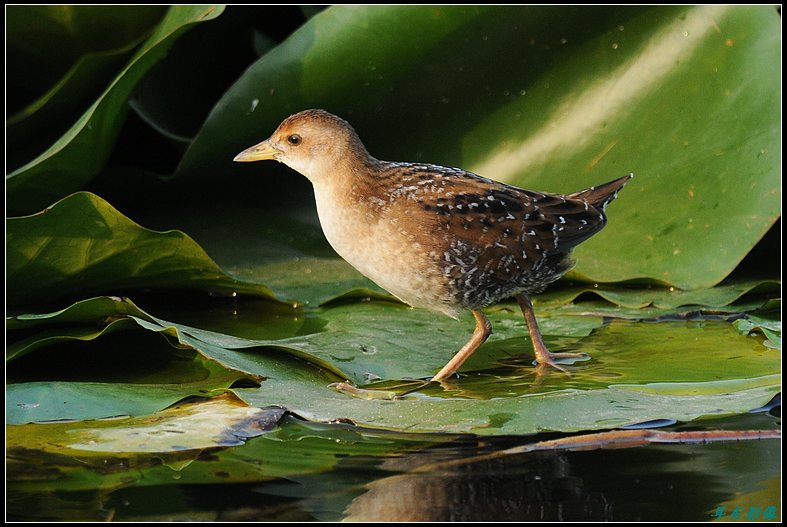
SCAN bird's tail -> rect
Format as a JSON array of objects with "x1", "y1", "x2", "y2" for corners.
[{"x1": 566, "y1": 173, "x2": 634, "y2": 210}]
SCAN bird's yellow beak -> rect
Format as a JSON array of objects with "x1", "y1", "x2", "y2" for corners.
[{"x1": 233, "y1": 140, "x2": 280, "y2": 162}]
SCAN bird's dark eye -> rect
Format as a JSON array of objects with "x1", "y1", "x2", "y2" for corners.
[{"x1": 287, "y1": 134, "x2": 302, "y2": 145}]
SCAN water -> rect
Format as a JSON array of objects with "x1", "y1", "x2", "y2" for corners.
[{"x1": 6, "y1": 409, "x2": 780, "y2": 521}]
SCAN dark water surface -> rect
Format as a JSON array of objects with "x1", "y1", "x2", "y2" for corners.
[{"x1": 7, "y1": 408, "x2": 780, "y2": 522}]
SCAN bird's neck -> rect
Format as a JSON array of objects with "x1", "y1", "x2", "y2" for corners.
[{"x1": 309, "y1": 149, "x2": 383, "y2": 208}]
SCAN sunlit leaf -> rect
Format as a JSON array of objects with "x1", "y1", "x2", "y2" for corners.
[
  {"x1": 232, "y1": 318, "x2": 779, "y2": 435},
  {"x1": 180, "y1": 5, "x2": 779, "y2": 289},
  {"x1": 9, "y1": 291, "x2": 778, "y2": 432}
]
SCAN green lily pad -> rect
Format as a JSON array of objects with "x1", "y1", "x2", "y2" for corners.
[
  {"x1": 8, "y1": 292, "x2": 604, "y2": 387},
  {"x1": 733, "y1": 314, "x2": 781, "y2": 350},
  {"x1": 179, "y1": 5, "x2": 779, "y2": 290},
  {"x1": 6, "y1": 5, "x2": 225, "y2": 214},
  {"x1": 536, "y1": 279, "x2": 781, "y2": 309},
  {"x1": 6, "y1": 192, "x2": 282, "y2": 309},
  {"x1": 6, "y1": 329, "x2": 253, "y2": 424},
  {"x1": 8, "y1": 289, "x2": 778, "y2": 433},
  {"x1": 6, "y1": 399, "x2": 446, "y2": 498},
  {"x1": 231, "y1": 318, "x2": 779, "y2": 435}
]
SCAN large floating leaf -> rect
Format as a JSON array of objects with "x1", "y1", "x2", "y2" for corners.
[
  {"x1": 535, "y1": 278, "x2": 781, "y2": 309},
  {"x1": 6, "y1": 399, "x2": 444, "y2": 501},
  {"x1": 180, "y1": 5, "x2": 779, "y2": 289},
  {"x1": 234, "y1": 317, "x2": 780, "y2": 435},
  {"x1": 9, "y1": 292, "x2": 778, "y2": 433},
  {"x1": 236, "y1": 320, "x2": 779, "y2": 435},
  {"x1": 6, "y1": 192, "x2": 281, "y2": 309},
  {"x1": 7, "y1": 294, "x2": 604, "y2": 387},
  {"x1": 6, "y1": 329, "x2": 253, "y2": 424},
  {"x1": 6, "y1": 5, "x2": 224, "y2": 214},
  {"x1": 7, "y1": 395, "x2": 282, "y2": 453}
]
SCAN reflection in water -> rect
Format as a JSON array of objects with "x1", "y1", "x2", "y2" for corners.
[
  {"x1": 345, "y1": 451, "x2": 612, "y2": 521},
  {"x1": 6, "y1": 410, "x2": 780, "y2": 521}
]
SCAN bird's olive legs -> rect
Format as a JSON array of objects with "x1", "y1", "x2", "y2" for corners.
[
  {"x1": 431, "y1": 309, "x2": 492, "y2": 382},
  {"x1": 516, "y1": 293, "x2": 588, "y2": 367}
]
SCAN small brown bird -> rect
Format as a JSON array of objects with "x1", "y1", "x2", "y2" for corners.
[{"x1": 235, "y1": 109, "x2": 632, "y2": 382}]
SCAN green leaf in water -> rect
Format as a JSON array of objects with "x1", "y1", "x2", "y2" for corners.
[
  {"x1": 733, "y1": 314, "x2": 782, "y2": 350},
  {"x1": 536, "y1": 279, "x2": 780, "y2": 309},
  {"x1": 7, "y1": 329, "x2": 254, "y2": 424},
  {"x1": 233, "y1": 319, "x2": 779, "y2": 435}
]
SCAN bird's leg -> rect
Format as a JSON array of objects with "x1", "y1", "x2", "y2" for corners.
[
  {"x1": 431, "y1": 309, "x2": 492, "y2": 382},
  {"x1": 516, "y1": 293, "x2": 589, "y2": 368}
]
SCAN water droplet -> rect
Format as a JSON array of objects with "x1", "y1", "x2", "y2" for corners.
[
  {"x1": 560, "y1": 37, "x2": 567, "y2": 44},
  {"x1": 482, "y1": 35, "x2": 489, "y2": 41},
  {"x1": 231, "y1": 292, "x2": 237, "y2": 298},
  {"x1": 618, "y1": 25, "x2": 625, "y2": 31},
  {"x1": 611, "y1": 42, "x2": 619, "y2": 50},
  {"x1": 519, "y1": 89, "x2": 527, "y2": 96},
  {"x1": 250, "y1": 98, "x2": 259, "y2": 112},
  {"x1": 361, "y1": 345, "x2": 378, "y2": 355},
  {"x1": 683, "y1": 31, "x2": 689, "y2": 37}
]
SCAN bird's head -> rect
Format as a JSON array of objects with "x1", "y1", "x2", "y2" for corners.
[{"x1": 234, "y1": 109, "x2": 370, "y2": 183}]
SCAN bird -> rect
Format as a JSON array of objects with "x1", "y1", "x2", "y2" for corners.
[{"x1": 235, "y1": 109, "x2": 632, "y2": 382}]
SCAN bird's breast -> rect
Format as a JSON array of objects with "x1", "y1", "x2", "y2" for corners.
[{"x1": 312, "y1": 182, "x2": 459, "y2": 317}]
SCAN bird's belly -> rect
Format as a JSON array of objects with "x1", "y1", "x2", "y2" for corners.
[{"x1": 314, "y1": 194, "x2": 458, "y2": 317}]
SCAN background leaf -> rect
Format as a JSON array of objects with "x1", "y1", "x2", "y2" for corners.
[
  {"x1": 6, "y1": 5, "x2": 224, "y2": 214},
  {"x1": 6, "y1": 192, "x2": 282, "y2": 309},
  {"x1": 6, "y1": 6, "x2": 166, "y2": 170}
]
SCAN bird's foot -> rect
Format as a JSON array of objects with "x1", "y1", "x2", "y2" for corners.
[{"x1": 533, "y1": 351, "x2": 591, "y2": 373}]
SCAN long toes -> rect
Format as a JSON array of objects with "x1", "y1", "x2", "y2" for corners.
[{"x1": 534, "y1": 352, "x2": 591, "y2": 368}]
